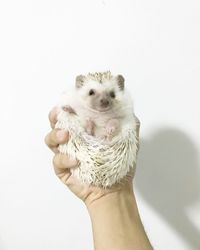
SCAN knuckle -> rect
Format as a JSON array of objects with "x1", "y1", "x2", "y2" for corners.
[
  {"x1": 52, "y1": 154, "x2": 59, "y2": 167},
  {"x1": 44, "y1": 134, "x2": 49, "y2": 145},
  {"x1": 49, "y1": 106, "x2": 60, "y2": 123},
  {"x1": 50, "y1": 122, "x2": 55, "y2": 129},
  {"x1": 50, "y1": 129, "x2": 59, "y2": 144},
  {"x1": 53, "y1": 163, "x2": 60, "y2": 176},
  {"x1": 48, "y1": 108, "x2": 55, "y2": 122},
  {"x1": 48, "y1": 111, "x2": 52, "y2": 122},
  {"x1": 49, "y1": 130, "x2": 55, "y2": 142},
  {"x1": 136, "y1": 119, "x2": 140, "y2": 126},
  {"x1": 53, "y1": 153, "x2": 67, "y2": 168},
  {"x1": 60, "y1": 155, "x2": 68, "y2": 167}
]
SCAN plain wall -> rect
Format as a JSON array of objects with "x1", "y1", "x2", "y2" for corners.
[{"x1": 0, "y1": 0, "x2": 200, "y2": 249}]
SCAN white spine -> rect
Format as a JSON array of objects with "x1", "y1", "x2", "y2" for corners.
[{"x1": 55, "y1": 110, "x2": 139, "y2": 188}]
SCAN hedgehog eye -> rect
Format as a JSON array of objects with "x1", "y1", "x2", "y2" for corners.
[
  {"x1": 110, "y1": 91, "x2": 115, "y2": 98},
  {"x1": 89, "y1": 89, "x2": 95, "y2": 96}
]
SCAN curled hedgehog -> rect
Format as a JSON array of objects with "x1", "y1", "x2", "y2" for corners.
[{"x1": 55, "y1": 71, "x2": 139, "y2": 188}]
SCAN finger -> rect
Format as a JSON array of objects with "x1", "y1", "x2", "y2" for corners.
[
  {"x1": 48, "y1": 106, "x2": 62, "y2": 128},
  {"x1": 53, "y1": 153, "x2": 78, "y2": 175},
  {"x1": 134, "y1": 115, "x2": 140, "y2": 127},
  {"x1": 50, "y1": 146, "x2": 60, "y2": 154},
  {"x1": 59, "y1": 171, "x2": 72, "y2": 184},
  {"x1": 134, "y1": 115, "x2": 140, "y2": 137},
  {"x1": 62, "y1": 105, "x2": 77, "y2": 114},
  {"x1": 44, "y1": 129, "x2": 69, "y2": 150}
]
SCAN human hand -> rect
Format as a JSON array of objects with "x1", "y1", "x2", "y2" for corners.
[{"x1": 44, "y1": 107, "x2": 140, "y2": 207}]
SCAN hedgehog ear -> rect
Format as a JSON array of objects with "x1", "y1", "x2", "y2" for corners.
[
  {"x1": 116, "y1": 75, "x2": 125, "y2": 90},
  {"x1": 76, "y1": 75, "x2": 86, "y2": 88}
]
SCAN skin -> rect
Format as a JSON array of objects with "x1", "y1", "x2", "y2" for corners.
[{"x1": 44, "y1": 106, "x2": 153, "y2": 250}]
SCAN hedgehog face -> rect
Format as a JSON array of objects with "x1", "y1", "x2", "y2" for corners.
[
  {"x1": 75, "y1": 73, "x2": 125, "y2": 112},
  {"x1": 78, "y1": 82, "x2": 116, "y2": 112},
  {"x1": 87, "y1": 87, "x2": 115, "y2": 112}
]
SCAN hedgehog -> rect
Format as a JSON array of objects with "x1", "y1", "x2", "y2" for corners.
[{"x1": 55, "y1": 71, "x2": 139, "y2": 188}]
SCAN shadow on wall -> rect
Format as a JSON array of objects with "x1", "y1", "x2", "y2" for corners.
[{"x1": 135, "y1": 128, "x2": 200, "y2": 250}]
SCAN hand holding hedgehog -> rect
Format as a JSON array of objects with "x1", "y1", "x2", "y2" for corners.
[{"x1": 55, "y1": 71, "x2": 140, "y2": 187}]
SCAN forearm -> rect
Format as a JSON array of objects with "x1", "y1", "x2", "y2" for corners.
[{"x1": 87, "y1": 183, "x2": 153, "y2": 250}]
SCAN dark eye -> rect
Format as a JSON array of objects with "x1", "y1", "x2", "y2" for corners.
[
  {"x1": 89, "y1": 89, "x2": 95, "y2": 96},
  {"x1": 110, "y1": 91, "x2": 115, "y2": 98}
]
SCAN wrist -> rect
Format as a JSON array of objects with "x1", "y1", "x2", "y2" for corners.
[
  {"x1": 86, "y1": 182, "x2": 153, "y2": 250},
  {"x1": 86, "y1": 182, "x2": 138, "y2": 218},
  {"x1": 86, "y1": 183, "x2": 150, "y2": 250}
]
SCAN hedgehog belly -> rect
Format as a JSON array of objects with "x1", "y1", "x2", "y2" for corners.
[{"x1": 55, "y1": 110, "x2": 139, "y2": 188}]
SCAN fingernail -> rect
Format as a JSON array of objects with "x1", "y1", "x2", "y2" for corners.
[{"x1": 56, "y1": 130, "x2": 68, "y2": 141}]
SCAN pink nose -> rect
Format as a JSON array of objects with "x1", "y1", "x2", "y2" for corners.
[{"x1": 100, "y1": 98, "x2": 109, "y2": 106}]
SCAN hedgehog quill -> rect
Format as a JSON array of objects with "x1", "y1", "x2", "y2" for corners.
[{"x1": 55, "y1": 71, "x2": 139, "y2": 188}]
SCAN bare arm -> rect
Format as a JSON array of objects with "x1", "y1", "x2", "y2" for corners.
[
  {"x1": 45, "y1": 107, "x2": 153, "y2": 250},
  {"x1": 86, "y1": 182, "x2": 153, "y2": 250}
]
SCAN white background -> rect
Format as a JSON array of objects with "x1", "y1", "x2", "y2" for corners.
[{"x1": 0, "y1": 0, "x2": 200, "y2": 249}]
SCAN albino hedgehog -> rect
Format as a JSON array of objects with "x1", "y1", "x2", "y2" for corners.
[{"x1": 55, "y1": 71, "x2": 139, "y2": 188}]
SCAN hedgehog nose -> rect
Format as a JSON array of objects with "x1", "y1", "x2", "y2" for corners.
[{"x1": 100, "y1": 98, "x2": 109, "y2": 106}]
